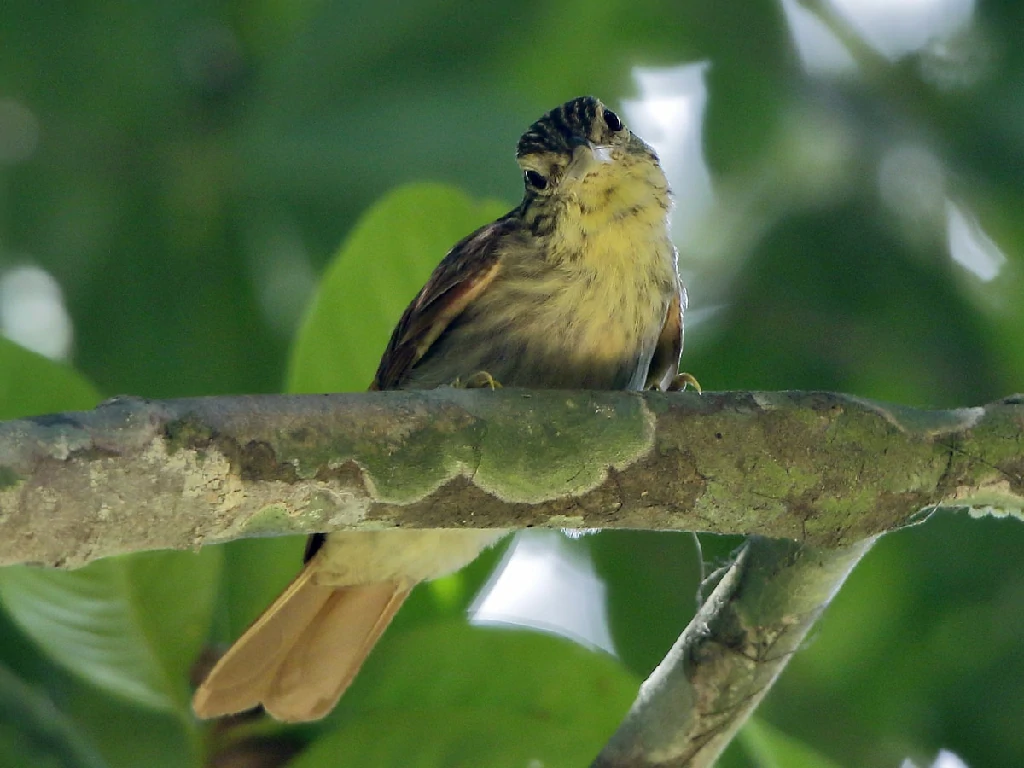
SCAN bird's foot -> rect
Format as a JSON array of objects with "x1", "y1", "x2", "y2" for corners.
[
  {"x1": 667, "y1": 372, "x2": 701, "y2": 393},
  {"x1": 452, "y1": 371, "x2": 503, "y2": 390}
]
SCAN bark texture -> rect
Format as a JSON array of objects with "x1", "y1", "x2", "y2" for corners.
[
  {"x1": 1, "y1": 389, "x2": 1022, "y2": 568},
  {"x1": 591, "y1": 536, "x2": 877, "y2": 767}
]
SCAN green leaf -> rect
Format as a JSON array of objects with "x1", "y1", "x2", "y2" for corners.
[
  {"x1": 59, "y1": 672, "x2": 201, "y2": 768},
  {"x1": 0, "y1": 548, "x2": 221, "y2": 715},
  {"x1": 122, "y1": 549, "x2": 223, "y2": 695},
  {"x1": 292, "y1": 623, "x2": 638, "y2": 768},
  {"x1": 220, "y1": 536, "x2": 307, "y2": 640},
  {"x1": 0, "y1": 337, "x2": 100, "y2": 420},
  {"x1": 0, "y1": 663, "x2": 108, "y2": 768},
  {"x1": 737, "y1": 718, "x2": 845, "y2": 768},
  {"x1": 0, "y1": 561, "x2": 172, "y2": 711},
  {"x1": 286, "y1": 182, "x2": 509, "y2": 394}
]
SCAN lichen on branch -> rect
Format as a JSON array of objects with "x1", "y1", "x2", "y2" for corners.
[{"x1": 0, "y1": 390, "x2": 1021, "y2": 568}]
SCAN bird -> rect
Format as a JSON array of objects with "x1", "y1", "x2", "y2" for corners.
[{"x1": 192, "y1": 95, "x2": 696, "y2": 722}]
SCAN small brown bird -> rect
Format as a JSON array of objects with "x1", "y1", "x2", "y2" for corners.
[{"x1": 192, "y1": 96, "x2": 695, "y2": 722}]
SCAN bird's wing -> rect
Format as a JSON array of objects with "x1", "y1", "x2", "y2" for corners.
[
  {"x1": 644, "y1": 276, "x2": 685, "y2": 391},
  {"x1": 370, "y1": 217, "x2": 511, "y2": 391}
]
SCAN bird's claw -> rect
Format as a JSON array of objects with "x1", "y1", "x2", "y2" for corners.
[
  {"x1": 667, "y1": 372, "x2": 701, "y2": 393},
  {"x1": 452, "y1": 371, "x2": 503, "y2": 390}
]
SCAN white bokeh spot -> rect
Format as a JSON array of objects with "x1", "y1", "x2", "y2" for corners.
[{"x1": 0, "y1": 264, "x2": 74, "y2": 360}]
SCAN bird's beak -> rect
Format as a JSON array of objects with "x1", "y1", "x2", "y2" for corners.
[{"x1": 565, "y1": 140, "x2": 614, "y2": 183}]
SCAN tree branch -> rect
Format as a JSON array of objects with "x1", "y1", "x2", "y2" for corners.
[
  {"x1": 591, "y1": 536, "x2": 877, "y2": 767},
  {"x1": 3, "y1": 389, "x2": 1022, "y2": 764},
  {"x1": 1, "y1": 390, "x2": 1022, "y2": 568}
]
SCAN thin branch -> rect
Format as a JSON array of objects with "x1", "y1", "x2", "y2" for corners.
[
  {"x1": 1, "y1": 390, "x2": 1022, "y2": 568},
  {"x1": 591, "y1": 536, "x2": 877, "y2": 767}
]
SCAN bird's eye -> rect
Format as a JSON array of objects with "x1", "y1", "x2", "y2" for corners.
[
  {"x1": 603, "y1": 108, "x2": 623, "y2": 132},
  {"x1": 524, "y1": 170, "x2": 548, "y2": 190}
]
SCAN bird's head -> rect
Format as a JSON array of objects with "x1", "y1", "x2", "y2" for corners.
[{"x1": 515, "y1": 96, "x2": 671, "y2": 235}]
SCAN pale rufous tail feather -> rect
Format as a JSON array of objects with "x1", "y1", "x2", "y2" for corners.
[{"x1": 192, "y1": 564, "x2": 411, "y2": 722}]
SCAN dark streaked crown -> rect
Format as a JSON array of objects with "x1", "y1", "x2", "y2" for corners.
[{"x1": 516, "y1": 96, "x2": 608, "y2": 158}]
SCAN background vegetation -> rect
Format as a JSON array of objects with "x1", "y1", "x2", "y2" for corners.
[{"x1": 1, "y1": 1, "x2": 1022, "y2": 766}]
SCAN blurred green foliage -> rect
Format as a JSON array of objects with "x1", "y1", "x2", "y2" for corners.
[
  {"x1": 287, "y1": 183, "x2": 509, "y2": 395},
  {"x1": 1, "y1": 0, "x2": 1023, "y2": 766},
  {"x1": 289, "y1": 624, "x2": 638, "y2": 768},
  {"x1": 0, "y1": 549, "x2": 220, "y2": 714}
]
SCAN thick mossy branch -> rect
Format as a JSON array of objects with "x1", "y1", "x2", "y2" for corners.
[{"x1": 0, "y1": 390, "x2": 1021, "y2": 568}]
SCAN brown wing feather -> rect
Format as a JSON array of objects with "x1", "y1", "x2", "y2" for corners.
[
  {"x1": 370, "y1": 218, "x2": 511, "y2": 390},
  {"x1": 644, "y1": 279, "x2": 685, "y2": 391}
]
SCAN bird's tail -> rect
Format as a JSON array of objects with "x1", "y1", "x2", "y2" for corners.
[{"x1": 192, "y1": 564, "x2": 410, "y2": 722}]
